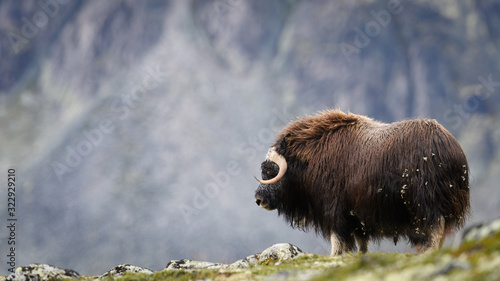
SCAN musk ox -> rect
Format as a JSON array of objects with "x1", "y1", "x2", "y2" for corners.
[{"x1": 254, "y1": 110, "x2": 470, "y2": 255}]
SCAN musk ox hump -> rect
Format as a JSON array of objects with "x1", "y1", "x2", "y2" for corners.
[{"x1": 274, "y1": 110, "x2": 367, "y2": 161}]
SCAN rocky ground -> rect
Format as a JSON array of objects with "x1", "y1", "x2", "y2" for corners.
[{"x1": 2, "y1": 219, "x2": 500, "y2": 281}]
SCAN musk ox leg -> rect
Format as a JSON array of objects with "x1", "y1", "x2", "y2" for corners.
[
  {"x1": 415, "y1": 216, "x2": 446, "y2": 254},
  {"x1": 439, "y1": 230, "x2": 446, "y2": 248},
  {"x1": 330, "y1": 232, "x2": 356, "y2": 255},
  {"x1": 355, "y1": 236, "x2": 369, "y2": 254}
]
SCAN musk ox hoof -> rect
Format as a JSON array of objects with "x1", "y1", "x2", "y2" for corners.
[
  {"x1": 5, "y1": 263, "x2": 80, "y2": 281},
  {"x1": 100, "y1": 264, "x2": 153, "y2": 278}
]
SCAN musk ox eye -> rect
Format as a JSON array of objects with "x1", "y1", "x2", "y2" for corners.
[
  {"x1": 261, "y1": 162, "x2": 279, "y2": 180},
  {"x1": 261, "y1": 170, "x2": 271, "y2": 180}
]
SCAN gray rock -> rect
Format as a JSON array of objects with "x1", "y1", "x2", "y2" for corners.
[
  {"x1": 228, "y1": 257, "x2": 257, "y2": 269},
  {"x1": 455, "y1": 218, "x2": 500, "y2": 247},
  {"x1": 99, "y1": 264, "x2": 153, "y2": 278},
  {"x1": 428, "y1": 259, "x2": 471, "y2": 278},
  {"x1": 5, "y1": 263, "x2": 79, "y2": 281},
  {"x1": 257, "y1": 243, "x2": 303, "y2": 262},
  {"x1": 165, "y1": 259, "x2": 228, "y2": 270},
  {"x1": 231, "y1": 243, "x2": 304, "y2": 268},
  {"x1": 0, "y1": 243, "x2": 304, "y2": 280},
  {"x1": 166, "y1": 243, "x2": 304, "y2": 270}
]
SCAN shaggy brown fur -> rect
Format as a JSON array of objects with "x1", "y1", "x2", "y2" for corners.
[{"x1": 255, "y1": 110, "x2": 470, "y2": 254}]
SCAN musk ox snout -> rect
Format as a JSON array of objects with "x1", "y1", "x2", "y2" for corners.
[
  {"x1": 255, "y1": 196, "x2": 262, "y2": 206},
  {"x1": 254, "y1": 189, "x2": 278, "y2": 211},
  {"x1": 254, "y1": 194, "x2": 268, "y2": 209}
]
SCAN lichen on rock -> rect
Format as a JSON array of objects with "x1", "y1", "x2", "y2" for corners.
[
  {"x1": 165, "y1": 259, "x2": 228, "y2": 270},
  {"x1": 454, "y1": 217, "x2": 500, "y2": 247},
  {"x1": 99, "y1": 264, "x2": 153, "y2": 278},
  {"x1": 166, "y1": 243, "x2": 304, "y2": 270},
  {"x1": 256, "y1": 243, "x2": 303, "y2": 263},
  {"x1": 2, "y1": 231, "x2": 500, "y2": 280},
  {"x1": 5, "y1": 263, "x2": 79, "y2": 281}
]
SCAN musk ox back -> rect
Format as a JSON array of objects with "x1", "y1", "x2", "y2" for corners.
[{"x1": 254, "y1": 110, "x2": 470, "y2": 255}]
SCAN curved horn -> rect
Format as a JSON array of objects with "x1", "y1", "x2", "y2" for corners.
[{"x1": 258, "y1": 149, "x2": 288, "y2": 185}]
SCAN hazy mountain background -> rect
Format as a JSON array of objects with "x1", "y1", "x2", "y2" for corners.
[{"x1": 0, "y1": 0, "x2": 499, "y2": 275}]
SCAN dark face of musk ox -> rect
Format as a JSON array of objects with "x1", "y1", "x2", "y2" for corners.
[{"x1": 254, "y1": 160, "x2": 282, "y2": 211}]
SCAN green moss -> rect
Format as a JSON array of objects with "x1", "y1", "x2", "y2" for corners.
[
  {"x1": 65, "y1": 230, "x2": 500, "y2": 281},
  {"x1": 308, "y1": 252, "x2": 408, "y2": 281}
]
